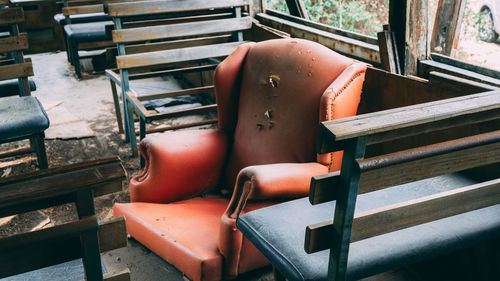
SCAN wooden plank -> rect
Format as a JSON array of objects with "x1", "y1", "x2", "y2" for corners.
[
  {"x1": 148, "y1": 104, "x2": 218, "y2": 120},
  {"x1": 107, "y1": 0, "x2": 249, "y2": 17},
  {"x1": 125, "y1": 35, "x2": 231, "y2": 55},
  {"x1": 420, "y1": 59, "x2": 500, "y2": 88},
  {"x1": 135, "y1": 118, "x2": 218, "y2": 135},
  {"x1": 103, "y1": 268, "x2": 131, "y2": 281},
  {"x1": 318, "y1": 90, "x2": 500, "y2": 152},
  {"x1": 429, "y1": 53, "x2": 500, "y2": 80},
  {"x1": 98, "y1": 216, "x2": 127, "y2": 252},
  {"x1": 0, "y1": 216, "x2": 98, "y2": 278},
  {"x1": 116, "y1": 41, "x2": 245, "y2": 69},
  {"x1": 404, "y1": 0, "x2": 428, "y2": 75},
  {"x1": 306, "y1": 179, "x2": 500, "y2": 253},
  {"x1": 0, "y1": 62, "x2": 33, "y2": 81},
  {"x1": 62, "y1": 4, "x2": 103, "y2": 16},
  {"x1": 0, "y1": 8, "x2": 24, "y2": 25},
  {"x1": 309, "y1": 171, "x2": 340, "y2": 205},
  {"x1": 129, "y1": 64, "x2": 217, "y2": 80},
  {"x1": 0, "y1": 157, "x2": 125, "y2": 211},
  {"x1": 256, "y1": 13, "x2": 380, "y2": 64},
  {"x1": 357, "y1": 130, "x2": 500, "y2": 194},
  {"x1": 112, "y1": 17, "x2": 252, "y2": 44},
  {"x1": 430, "y1": 0, "x2": 466, "y2": 56},
  {"x1": 428, "y1": 71, "x2": 498, "y2": 92},
  {"x1": 78, "y1": 40, "x2": 114, "y2": 50},
  {"x1": 135, "y1": 85, "x2": 214, "y2": 101},
  {"x1": 0, "y1": 34, "x2": 29, "y2": 53},
  {"x1": 377, "y1": 25, "x2": 400, "y2": 74},
  {"x1": 0, "y1": 0, "x2": 10, "y2": 5}
]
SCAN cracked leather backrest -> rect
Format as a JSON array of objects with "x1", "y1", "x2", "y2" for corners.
[{"x1": 216, "y1": 38, "x2": 356, "y2": 187}]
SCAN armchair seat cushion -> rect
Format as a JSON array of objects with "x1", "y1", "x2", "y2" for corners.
[
  {"x1": 0, "y1": 96, "x2": 49, "y2": 142},
  {"x1": 0, "y1": 79, "x2": 36, "y2": 97},
  {"x1": 54, "y1": 12, "x2": 110, "y2": 25},
  {"x1": 64, "y1": 21, "x2": 112, "y2": 43},
  {"x1": 114, "y1": 196, "x2": 272, "y2": 281},
  {"x1": 238, "y1": 173, "x2": 500, "y2": 281}
]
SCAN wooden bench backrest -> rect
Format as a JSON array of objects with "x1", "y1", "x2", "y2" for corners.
[
  {"x1": 0, "y1": 157, "x2": 129, "y2": 280},
  {"x1": 108, "y1": 0, "x2": 251, "y2": 70},
  {"x1": 303, "y1": 90, "x2": 500, "y2": 279},
  {"x1": 0, "y1": 7, "x2": 33, "y2": 96}
]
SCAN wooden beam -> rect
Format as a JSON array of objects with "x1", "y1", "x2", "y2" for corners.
[
  {"x1": 98, "y1": 216, "x2": 127, "y2": 252},
  {"x1": 0, "y1": 34, "x2": 29, "y2": 53},
  {"x1": 404, "y1": 0, "x2": 428, "y2": 75},
  {"x1": 112, "y1": 17, "x2": 252, "y2": 44},
  {"x1": 377, "y1": 25, "x2": 401, "y2": 74},
  {"x1": 0, "y1": 62, "x2": 34, "y2": 81},
  {"x1": 357, "y1": 130, "x2": 500, "y2": 194},
  {"x1": 0, "y1": 8, "x2": 24, "y2": 25},
  {"x1": 107, "y1": 0, "x2": 250, "y2": 17},
  {"x1": 0, "y1": 157, "x2": 125, "y2": 212},
  {"x1": 256, "y1": 13, "x2": 380, "y2": 63},
  {"x1": 116, "y1": 41, "x2": 245, "y2": 69},
  {"x1": 62, "y1": 4, "x2": 104, "y2": 16},
  {"x1": 431, "y1": 0, "x2": 466, "y2": 56},
  {"x1": 317, "y1": 90, "x2": 500, "y2": 153}
]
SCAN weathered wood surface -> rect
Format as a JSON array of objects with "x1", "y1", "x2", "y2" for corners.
[
  {"x1": 357, "y1": 130, "x2": 500, "y2": 193},
  {"x1": 0, "y1": 62, "x2": 34, "y2": 81},
  {"x1": 107, "y1": 0, "x2": 250, "y2": 17},
  {"x1": 116, "y1": 41, "x2": 246, "y2": 69},
  {"x1": 318, "y1": 90, "x2": 500, "y2": 153},
  {"x1": 377, "y1": 25, "x2": 401, "y2": 74},
  {"x1": 112, "y1": 16, "x2": 252, "y2": 43},
  {"x1": 404, "y1": 0, "x2": 428, "y2": 75},
  {"x1": 62, "y1": 4, "x2": 103, "y2": 16},
  {"x1": 309, "y1": 171, "x2": 340, "y2": 205},
  {"x1": 431, "y1": 0, "x2": 466, "y2": 56},
  {"x1": 0, "y1": 157, "x2": 125, "y2": 212},
  {"x1": 0, "y1": 216, "x2": 126, "y2": 278},
  {"x1": 0, "y1": 8, "x2": 24, "y2": 25},
  {"x1": 0, "y1": 34, "x2": 29, "y2": 53},
  {"x1": 306, "y1": 178, "x2": 500, "y2": 254},
  {"x1": 256, "y1": 12, "x2": 380, "y2": 64}
]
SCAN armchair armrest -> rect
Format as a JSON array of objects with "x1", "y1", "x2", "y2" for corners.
[
  {"x1": 130, "y1": 129, "x2": 228, "y2": 203},
  {"x1": 219, "y1": 162, "x2": 328, "y2": 278}
]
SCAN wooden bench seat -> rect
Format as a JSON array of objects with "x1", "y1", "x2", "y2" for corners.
[{"x1": 238, "y1": 90, "x2": 500, "y2": 281}]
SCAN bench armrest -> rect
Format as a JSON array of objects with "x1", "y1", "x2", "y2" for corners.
[{"x1": 130, "y1": 129, "x2": 229, "y2": 203}]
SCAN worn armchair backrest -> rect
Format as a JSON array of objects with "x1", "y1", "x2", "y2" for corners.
[{"x1": 214, "y1": 39, "x2": 367, "y2": 186}]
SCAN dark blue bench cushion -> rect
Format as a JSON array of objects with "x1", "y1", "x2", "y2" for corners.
[
  {"x1": 64, "y1": 21, "x2": 113, "y2": 43},
  {"x1": 54, "y1": 12, "x2": 110, "y2": 25},
  {"x1": 238, "y1": 173, "x2": 500, "y2": 281},
  {"x1": 0, "y1": 96, "x2": 49, "y2": 142},
  {"x1": 0, "y1": 79, "x2": 36, "y2": 97}
]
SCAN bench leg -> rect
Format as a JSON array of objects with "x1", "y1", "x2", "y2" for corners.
[
  {"x1": 32, "y1": 133, "x2": 48, "y2": 169},
  {"x1": 273, "y1": 266, "x2": 286, "y2": 281},
  {"x1": 66, "y1": 36, "x2": 74, "y2": 65},
  {"x1": 76, "y1": 189, "x2": 104, "y2": 281},
  {"x1": 110, "y1": 80, "x2": 124, "y2": 134},
  {"x1": 139, "y1": 116, "x2": 146, "y2": 168},
  {"x1": 126, "y1": 101, "x2": 138, "y2": 156},
  {"x1": 73, "y1": 42, "x2": 82, "y2": 79}
]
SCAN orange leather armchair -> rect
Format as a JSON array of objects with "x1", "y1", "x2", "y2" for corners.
[{"x1": 114, "y1": 38, "x2": 367, "y2": 281}]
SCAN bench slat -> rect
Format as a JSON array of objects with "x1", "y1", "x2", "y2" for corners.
[
  {"x1": 112, "y1": 17, "x2": 252, "y2": 44},
  {"x1": 0, "y1": 34, "x2": 29, "y2": 53},
  {"x1": 62, "y1": 4, "x2": 104, "y2": 16},
  {"x1": 0, "y1": 62, "x2": 34, "y2": 80},
  {"x1": 116, "y1": 41, "x2": 247, "y2": 69},
  {"x1": 0, "y1": 8, "x2": 24, "y2": 25},
  {"x1": 305, "y1": 178, "x2": 500, "y2": 253},
  {"x1": 317, "y1": 90, "x2": 500, "y2": 153},
  {"x1": 0, "y1": 157, "x2": 125, "y2": 212},
  {"x1": 107, "y1": 0, "x2": 250, "y2": 17},
  {"x1": 136, "y1": 85, "x2": 215, "y2": 101},
  {"x1": 0, "y1": 216, "x2": 126, "y2": 278},
  {"x1": 358, "y1": 130, "x2": 500, "y2": 194}
]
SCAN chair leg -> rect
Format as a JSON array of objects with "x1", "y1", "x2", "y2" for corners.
[
  {"x1": 66, "y1": 36, "x2": 74, "y2": 65},
  {"x1": 127, "y1": 101, "x2": 138, "y2": 156},
  {"x1": 32, "y1": 133, "x2": 48, "y2": 169},
  {"x1": 110, "y1": 80, "x2": 124, "y2": 134},
  {"x1": 73, "y1": 42, "x2": 82, "y2": 79}
]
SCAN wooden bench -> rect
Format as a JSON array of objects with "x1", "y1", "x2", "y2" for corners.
[
  {"x1": 105, "y1": 0, "x2": 254, "y2": 157},
  {"x1": 0, "y1": 157, "x2": 130, "y2": 281},
  {"x1": 237, "y1": 89, "x2": 500, "y2": 280}
]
